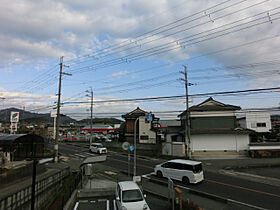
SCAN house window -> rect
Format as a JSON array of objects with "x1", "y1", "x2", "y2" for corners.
[
  {"x1": 256, "y1": 123, "x2": 266, "y2": 127},
  {"x1": 251, "y1": 123, "x2": 257, "y2": 128},
  {"x1": 171, "y1": 135, "x2": 177, "y2": 142},
  {"x1": 140, "y1": 135, "x2": 149, "y2": 140}
]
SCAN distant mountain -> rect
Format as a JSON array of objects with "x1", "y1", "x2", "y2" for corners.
[{"x1": 0, "y1": 108, "x2": 76, "y2": 124}]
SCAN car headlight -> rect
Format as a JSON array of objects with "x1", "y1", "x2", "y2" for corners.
[
  {"x1": 143, "y1": 204, "x2": 149, "y2": 210},
  {"x1": 121, "y1": 206, "x2": 127, "y2": 210}
]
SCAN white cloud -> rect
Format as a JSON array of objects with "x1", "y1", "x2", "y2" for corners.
[
  {"x1": 109, "y1": 70, "x2": 129, "y2": 78},
  {"x1": 1, "y1": 0, "x2": 279, "y2": 69},
  {"x1": 1, "y1": 0, "x2": 280, "y2": 113}
]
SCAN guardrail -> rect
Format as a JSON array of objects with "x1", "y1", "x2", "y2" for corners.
[
  {"x1": 141, "y1": 174, "x2": 266, "y2": 210},
  {"x1": 0, "y1": 167, "x2": 69, "y2": 210}
]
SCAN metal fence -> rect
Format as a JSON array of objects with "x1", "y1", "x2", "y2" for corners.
[{"x1": 0, "y1": 167, "x2": 69, "y2": 210}]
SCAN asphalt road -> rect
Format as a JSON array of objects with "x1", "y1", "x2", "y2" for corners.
[{"x1": 52, "y1": 143, "x2": 280, "y2": 210}]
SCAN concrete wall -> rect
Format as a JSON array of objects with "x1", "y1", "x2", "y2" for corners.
[
  {"x1": 103, "y1": 142, "x2": 159, "y2": 155},
  {"x1": 162, "y1": 142, "x2": 185, "y2": 157},
  {"x1": 191, "y1": 134, "x2": 249, "y2": 152}
]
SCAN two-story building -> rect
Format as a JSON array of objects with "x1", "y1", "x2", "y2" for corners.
[
  {"x1": 238, "y1": 112, "x2": 272, "y2": 133},
  {"x1": 122, "y1": 107, "x2": 158, "y2": 144},
  {"x1": 178, "y1": 97, "x2": 251, "y2": 156}
]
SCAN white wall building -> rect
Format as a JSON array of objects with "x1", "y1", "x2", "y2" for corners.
[{"x1": 239, "y1": 112, "x2": 271, "y2": 133}]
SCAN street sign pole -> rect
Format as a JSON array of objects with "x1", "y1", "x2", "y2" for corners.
[
  {"x1": 134, "y1": 118, "x2": 139, "y2": 177},
  {"x1": 168, "y1": 178, "x2": 175, "y2": 210},
  {"x1": 128, "y1": 149, "x2": 130, "y2": 177}
]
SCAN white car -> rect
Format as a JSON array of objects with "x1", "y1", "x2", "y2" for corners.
[
  {"x1": 154, "y1": 159, "x2": 204, "y2": 184},
  {"x1": 89, "y1": 143, "x2": 107, "y2": 154},
  {"x1": 116, "y1": 181, "x2": 150, "y2": 210}
]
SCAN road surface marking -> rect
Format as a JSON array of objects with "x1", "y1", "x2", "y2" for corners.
[
  {"x1": 205, "y1": 179, "x2": 280, "y2": 198},
  {"x1": 74, "y1": 153, "x2": 86, "y2": 158},
  {"x1": 105, "y1": 171, "x2": 117, "y2": 175},
  {"x1": 84, "y1": 152, "x2": 96, "y2": 156},
  {"x1": 107, "y1": 199, "x2": 110, "y2": 210},
  {"x1": 113, "y1": 200, "x2": 117, "y2": 210},
  {"x1": 73, "y1": 202, "x2": 79, "y2": 210}
]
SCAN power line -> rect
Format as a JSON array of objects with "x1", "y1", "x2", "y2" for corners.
[
  {"x1": 64, "y1": 0, "x2": 234, "y2": 64},
  {"x1": 70, "y1": 10, "x2": 280, "y2": 74},
  {"x1": 62, "y1": 87, "x2": 280, "y2": 104}
]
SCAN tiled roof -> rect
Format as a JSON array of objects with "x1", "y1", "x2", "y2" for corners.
[
  {"x1": 122, "y1": 107, "x2": 148, "y2": 119},
  {"x1": 178, "y1": 97, "x2": 241, "y2": 117}
]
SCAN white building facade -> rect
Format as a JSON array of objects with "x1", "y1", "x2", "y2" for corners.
[{"x1": 239, "y1": 112, "x2": 271, "y2": 133}]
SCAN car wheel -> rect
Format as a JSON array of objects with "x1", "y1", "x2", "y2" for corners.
[
  {"x1": 156, "y1": 171, "x2": 163, "y2": 178},
  {"x1": 182, "y1": 176, "x2": 190, "y2": 184}
]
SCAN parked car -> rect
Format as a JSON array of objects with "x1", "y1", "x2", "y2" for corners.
[
  {"x1": 154, "y1": 159, "x2": 204, "y2": 184},
  {"x1": 63, "y1": 136, "x2": 77, "y2": 142},
  {"x1": 104, "y1": 136, "x2": 112, "y2": 142},
  {"x1": 116, "y1": 181, "x2": 150, "y2": 210},
  {"x1": 89, "y1": 143, "x2": 107, "y2": 154}
]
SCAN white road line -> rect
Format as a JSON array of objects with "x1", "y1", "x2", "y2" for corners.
[
  {"x1": 68, "y1": 154, "x2": 78, "y2": 158},
  {"x1": 106, "y1": 199, "x2": 109, "y2": 210},
  {"x1": 73, "y1": 202, "x2": 79, "y2": 210},
  {"x1": 75, "y1": 153, "x2": 86, "y2": 158},
  {"x1": 84, "y1": 152, "x2": 96, "y2": 156},
  {"x1": 113, "y1": 200, "x2": 117, "y2": 210}
]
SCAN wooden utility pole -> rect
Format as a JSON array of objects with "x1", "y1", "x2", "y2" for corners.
[
  {"x1": 180, "y1": 65, "x2": 192, "y2": 159},
  {"x1": 54, "y1": 56, "x2": 72, "y2": 163}
]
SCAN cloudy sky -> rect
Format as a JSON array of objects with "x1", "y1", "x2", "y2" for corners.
[{"x1": 0, "y1": 0, "x2": 280, "y2": 120}]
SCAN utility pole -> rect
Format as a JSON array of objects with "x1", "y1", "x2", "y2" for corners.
[
  {"x1": 54, "y1": 56, "x2": 72, "y2": 163},
  {"x1": 86, "y1": 87, "x2": 93, "y2": 146},
  {"x1": 180, "y1": 65, "x2": 193, "y2": 159}
]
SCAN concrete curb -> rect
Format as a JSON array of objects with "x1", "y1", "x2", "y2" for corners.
[
  {"x1": 220, "y1": 169, "x2": 280, "y2": 187},
  {"x1": 63, "y1": 189, "x2": 78, "y2": 210}
]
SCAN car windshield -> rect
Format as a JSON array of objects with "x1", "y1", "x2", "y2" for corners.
[
  {"x1": 97, "y1": 145, "x2": 103, "y2": 148},
  {"x1": 122, "y1": 189, "x2": 143, "y2": 202},
  {"x1": 193, "y1": 164, "x2": 202, "y2": 173}
]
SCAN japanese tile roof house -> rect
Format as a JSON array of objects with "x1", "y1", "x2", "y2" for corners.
[
  {"x1": 122, "y1": 107, "x2": 158, "y2": 144},
  {"x1": 178, "y1": 97, "x2": 252, "y2": 156}
]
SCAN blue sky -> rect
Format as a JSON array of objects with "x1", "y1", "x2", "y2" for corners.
[{"x1": 0, "y1": 0, "x2": 280, "y2": 120}]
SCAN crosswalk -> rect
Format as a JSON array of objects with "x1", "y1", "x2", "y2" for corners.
[{"x1": 60, "y1": 152, "x2": 109, "y2": 160}]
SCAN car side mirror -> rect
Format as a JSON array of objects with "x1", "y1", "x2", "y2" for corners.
[
  {"x1": 144, "y1": 194, "x2": 147, "y2": 198},
  {"x1": 116, "y1": 197, "x2": 120, "y2": 201}
]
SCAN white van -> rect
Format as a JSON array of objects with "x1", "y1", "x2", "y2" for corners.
[
  {"x1": 89, "y1": 143, "x2": 107, "y2": 154},
  {"x1": 154, "y1": 159, "x2": 204, "y2": 184}
]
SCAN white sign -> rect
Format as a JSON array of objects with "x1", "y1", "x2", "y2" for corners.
[
  {"x1": 50, "y1": 111, "x2": 57, "y2": 118},
  {"x1": 10, "y1": 112, "x2": 19, "y2": 122},
  {"x1": 133, "y1": 176, "x2": 141, "y2": 183}
]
